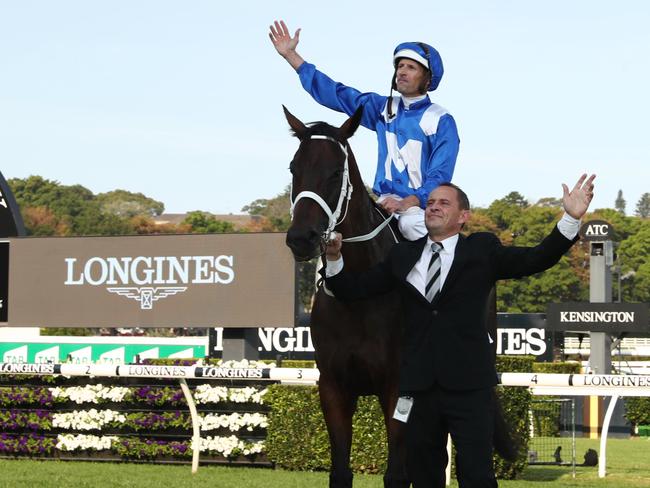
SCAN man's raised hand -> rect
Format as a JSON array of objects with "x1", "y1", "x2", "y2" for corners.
[{"x1": 562, "y1": 173, "x2": 596, "y2": 219}]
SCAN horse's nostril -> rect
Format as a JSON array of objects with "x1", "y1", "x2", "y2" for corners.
[
  {"x1": 287, "y1": 227, "x2": 320, "y2": 243},
  {"x1": 286, "y1": 227, "x2": 322, "y2": 260}
]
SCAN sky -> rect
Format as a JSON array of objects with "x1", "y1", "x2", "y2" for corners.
[{"x1": 1, "y1": 1, "x2": 648, "y2": 216}]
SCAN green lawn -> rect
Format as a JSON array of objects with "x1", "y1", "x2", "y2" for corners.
[{"x1": 1, "y1": 438, "x2": 649, "y2": 487}]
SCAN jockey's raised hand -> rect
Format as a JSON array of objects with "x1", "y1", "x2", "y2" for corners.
[{"x1": 269, "y1": 20, "x2": 304, "y2": 70}]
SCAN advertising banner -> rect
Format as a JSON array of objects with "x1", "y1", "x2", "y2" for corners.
[
  {"x1": 546, "y1": 302, "x2": 649, "y2": 333},
  {"x1": 2, "y1": 233, "x2": 295, "y2": 328}
]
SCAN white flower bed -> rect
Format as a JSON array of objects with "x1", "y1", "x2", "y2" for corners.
[
  {"x1": 216, "y1": 359, "x2": 274, "y2": 369},
  {"x1": 51, "y1": 408, "x2": 266, "y2": 433},
  {"x1": 192, "y1": 435, "x2": 265, "y2": 457},
  {"x1": 194, "y1": 385, "x2": 267, "y2": 405},
  {"x1": 50, "y1": 383, "x2": 267, "y2": 405},
  {"x1": 56, "y1": 434, "x2": 118, "y2": 451},
  {"x1": 200, "y1": 412, "x2": 268, "y2": 432},
  {"x1": 50, "y1": 384, "x2": 131, "y2": 404},
  {"x1": 56, "y1": 433, "x2": 265, "y2": 457},
  {"x1": 53, "y1": 409, "x2": 126, "y2": 430},
  {"x1": 48, "y1": 363, "x2": 274, "y2": 459}
]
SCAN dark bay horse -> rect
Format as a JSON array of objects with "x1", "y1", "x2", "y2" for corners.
[
  {"x1": 284, "y1": 106, "x2": 407, "y2": 487},
  {"x1": 283, "y1": 106, "x2": 513, "y2": 487}
]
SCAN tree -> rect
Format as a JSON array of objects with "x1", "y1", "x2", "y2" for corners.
[
  {"x1": 130, "y1": 215, "x2": 190, "y2": 235},
  {"x1": 9, "y1": 176, "x2": 94, "y2": 218},
  {"x1": 535, "y1": 197, "x2": 562, "y2": 208},
  {"x1": 493, "y1": 205, "x2": 586, "y2": 311},
  {"x1": 615, "y1": 189, "x2": 626, "y2": 215},
  {"x1": 497, "y1": 260, "x2": 586, "y2": 312},
  {"x1": 508, "y1": 206, "x2": 562, "y2": 246},
  {"x1": 241, "y1": 186, "x2": 291, "y2": 231},
  {"x1": 464, "y1": 209, "x2": 500, "y2": 235},
  {"x1": 485, "y1": 191, "x2": 529, "y2": 230},
  {"x1": 630, "y1": 262, "x2": 650, "y2": 303},
  {"x1": 635, "y1": 193, "x2": 650, "y2": 218},
  {"x1": 616, "y1": 220, "x2": 650, "y2": 302},
  {"x1": 616, "y1": 221, "x2": 650, "y2": 273},
  {"x1": 21, "y1": 206, "x2": 70, "y2": 236},
  {"x1": 182, "y1": 211, "x2": 235, "y2": 233},
  {"x1": 8, "y1": 176, "x2": 136, "y2": 236},
  {"x1": 95, "y1": 190, "x2": 165, "y2": 218}
]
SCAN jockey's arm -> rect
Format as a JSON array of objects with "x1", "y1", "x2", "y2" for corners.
[
  {"x1": 414, "y1": 114, "x2": 460, "y2": 208},
  {"x1": 379, "y1": 195, "x2": 420, "y2": 214},
  {"x1": 398, "y1": 195, "x2": 420, "y2": 212}
]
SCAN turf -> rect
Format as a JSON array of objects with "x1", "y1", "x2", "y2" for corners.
[{"x1": 1, "y1": 438, "x2": 649, "y2": 487}]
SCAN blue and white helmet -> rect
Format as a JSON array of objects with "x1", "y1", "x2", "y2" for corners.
[{"x1": 392, "y1": 42, "x2": 444, "y2": 92}]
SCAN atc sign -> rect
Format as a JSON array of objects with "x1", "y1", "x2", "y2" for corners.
[{"x1": 579, "y1": 220, "x2": 613, "y2": 241}]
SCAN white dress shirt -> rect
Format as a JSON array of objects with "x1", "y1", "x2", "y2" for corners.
[{"x1": 406, "y1": 234, "x2": 458, "y2": 297}]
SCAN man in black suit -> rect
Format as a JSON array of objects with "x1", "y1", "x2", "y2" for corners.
[{"x1": 324, "y1": 174, "x2": 596, "y2": 487}]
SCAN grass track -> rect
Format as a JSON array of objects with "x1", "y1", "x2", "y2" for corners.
[{"x1": 1, "y1": 438, "x2": 649, "y2": 487}]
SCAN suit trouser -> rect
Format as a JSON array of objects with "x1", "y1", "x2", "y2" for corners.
[{"x1": 404, "y1": 385, "x2": 497, "y2": 488}]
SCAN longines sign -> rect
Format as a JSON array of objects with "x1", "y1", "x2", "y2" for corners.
[
  {"x1": 0, "y1": 233, "x2": 295, "y2": 328},
  {"x1": 546, "y1": 302, "x2": 649, "y2": 332}
]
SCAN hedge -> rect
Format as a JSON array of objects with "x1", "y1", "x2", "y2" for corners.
[
  {"x1": 265, "y1": 356, "x2": 535, "y2": 480},
  {"x1": 624, "y1": 398, "x2": 650, "y2": 426},
  {"x1": 532, "y1": 361, "x2": 581, "y2": 374}
]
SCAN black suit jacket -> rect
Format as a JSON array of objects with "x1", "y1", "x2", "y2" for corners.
[{"x1": 325, "y1": 226, "x2": 577, "y2": 392}]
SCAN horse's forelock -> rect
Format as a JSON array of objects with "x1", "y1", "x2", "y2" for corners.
[{"x1": 304, "y1": 122, "x2": 342, "y2": 142}]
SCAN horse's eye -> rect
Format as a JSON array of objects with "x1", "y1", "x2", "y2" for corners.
[{"x1": 330, "y1": 169, "x2": 343, "y2": 180}]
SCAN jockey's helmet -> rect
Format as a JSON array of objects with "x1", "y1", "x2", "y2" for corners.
[{"x1": 392, "y1": 42, "x2": 444, "y2": 92}]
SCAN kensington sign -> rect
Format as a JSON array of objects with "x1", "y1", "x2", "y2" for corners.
[
  {"x1": 1, "y1": 233, "x2": 295, "y2": 328},
  {"x1": 546, "y1": 302, "x2": 649, "y2": 333}
]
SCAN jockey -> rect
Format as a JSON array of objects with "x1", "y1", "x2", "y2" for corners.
[{"x1": 269, "y1": 20, "x2": 460, "y2": 240}]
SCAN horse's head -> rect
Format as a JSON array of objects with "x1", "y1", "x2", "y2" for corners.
[{"x1": 283, "y1": 106, "x2": 363, "y2": 261}]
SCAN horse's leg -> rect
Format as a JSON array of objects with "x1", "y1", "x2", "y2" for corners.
[
  {"x1": 319, "y1": 376, "x2": 356, "y2": 488},
  {"x1": 379, "y1": 388, "x2": 410, "y2": 488}
]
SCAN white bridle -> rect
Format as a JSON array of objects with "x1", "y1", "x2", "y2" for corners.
[
  {"x1": 289, "y1": 135, "x2": 353, "y2": 241},
  {"x1": 289, "y1": 134, "x2": 397, "y2": 244}
]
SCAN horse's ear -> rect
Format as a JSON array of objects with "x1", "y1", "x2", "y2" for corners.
[
  {"x1": 283, "y1": 105, "x2": 308, "y2": 139},
  {"x1": 339, "y1": 105, "x2": 363, "y2": 140}
]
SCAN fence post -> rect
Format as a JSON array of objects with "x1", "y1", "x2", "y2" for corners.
[
  {"x1": 179, "y1": 378, "x2": 201, "y2": 473},
  {"x1": 598, "y1": 394, "x2": 620, "y2": 478}
]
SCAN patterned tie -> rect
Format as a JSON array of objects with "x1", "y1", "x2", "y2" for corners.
[{"x1": 425, "y1": 242, "x2": 443, "y2": 302}]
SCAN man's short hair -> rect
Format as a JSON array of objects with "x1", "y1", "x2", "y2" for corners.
[{"x1": 439, "y1": 182, "x2": 470, "y2": 210}]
